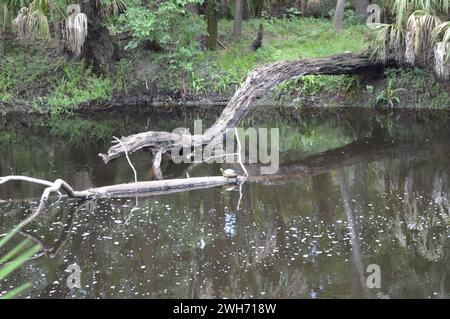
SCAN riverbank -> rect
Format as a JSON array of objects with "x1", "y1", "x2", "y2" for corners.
[
  {"x1": 3, "y1": 104, "x2": 450, "y2": 299},
  {"x1": 2, "y1": 105, "x2": 450, "y2": 145},
  {"x1": 1, "y1": 17, "x2": 449, "y2": 115}
]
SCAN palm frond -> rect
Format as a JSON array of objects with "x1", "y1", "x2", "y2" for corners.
[
  {"x1": 101, "y1": 0, "x2": 126, "y2": 17},
  {"x1": 0, "y1": 0, "x2": 32, "y2": 30},
  {"x1": 369, "y1": 23, "x2": 394, "y2": 61},
  {"x1": 64, "y1": 6, "x2": 87, "y2": 56},
  {"x1": 27, "y1": 0, "x2": 53, "y2": 38},
  {"x1": 0, "y1": 231, "x2": 41, "y2": 299},
  {"x1": 406, "y1": 10, "x2": 442, "y2": 64},
  {"x1": 432, "y1": 21, "x2": 450, "y2": 61},
  {"x1": 384, "y1": 0, "x2": 449, "y2": 16}
]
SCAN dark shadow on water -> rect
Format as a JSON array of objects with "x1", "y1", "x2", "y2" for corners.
[{"x1": 1, "y1": 107, "x2": 450, "y2": 298}]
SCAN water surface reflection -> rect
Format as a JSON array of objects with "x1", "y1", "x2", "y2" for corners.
[{"x1": 1, "y1": 109, "x2": 450, "y2": 298}]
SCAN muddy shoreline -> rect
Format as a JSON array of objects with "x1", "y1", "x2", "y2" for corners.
[{"x1": 3, "y1": 92, "x2": 450, "y2": 117}]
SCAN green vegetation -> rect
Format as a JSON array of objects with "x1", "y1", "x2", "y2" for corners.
[
  {"x1": 376, "y1": 79, "x2": 405, "y2": 107},
  {"x1": 0, "y1": 0, "x2": 448, "y2": 114},
  {"x1": 369, "y1": 0, "x2": 450, "y2": 79},
  {"x1": 0, "y1": 46, "x2": 137, "y2": 114},
  {"x1": 384, "y1": 67, "x2": 450, "y2": 108},
  {"x1": 1, "y1": 15, "x2": 367, "y2": 113},
  {"x1": 274, "y1": 74, "x2": 361, "y2": 105},
  {"x1": 191, "y1": 17, "x2": 366, "y2": 95},
  {"x1": 46, "y1": 63, "x2": 113, "y2": 114},
  {"x1": 0, "y1": 231, "x2": 41, "y2": 299}
]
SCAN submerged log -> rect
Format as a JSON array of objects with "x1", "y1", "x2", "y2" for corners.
[
  {"x1": 0, "y1": 176, "x2": 241, "y2": 200},
  {"x1": 99, "y1": 53, "x2": 385, "y2": 164},
  {"x1": 0, "y1": 175, "x2": 241, "y2": 245},
  {"x1": 89, "y1": 176, "x2": 242, "y2": 198}
]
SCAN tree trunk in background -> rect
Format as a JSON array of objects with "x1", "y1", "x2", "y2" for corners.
[
  {"x1": 219, "y1": 0, "x2": 230, "y2": 17},
  {"x1": 78, "y1": 0, "x2": 118, "y2": 73},
  {"x1": 207, "y1": 0, "x2": 218, "y2": 50},
  {"x1": 232, "y1": 0, "x2": 243, "y2": 39},
  {"x1": 306, "y1": 0, "x2": 322, "y2": 18},
  {"x1": 333, "y1": 0, "x2": 345, "y2": 31},
  {"x1": 255, "y1": 0, "x2": 265, "y2": 17},
  {"x1": 186, "y1": 3, "x2": 199, "y2": 14},
  {"x1": 355, "y1": 0, "x2": 369, "y2": 19},
  {"x1": 54, "y1": 20, "x2": 65, "y2": 54}
]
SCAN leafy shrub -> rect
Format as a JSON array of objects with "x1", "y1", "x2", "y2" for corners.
[
  {"x1": 120, "y1": 0, "x2": 205, "y2": 94},
  {"x1": 376, "y1": 80, "x2": 405, "y2": 107},
  {"x1": 47, "y1": 63, "x2": 112, "y2": 115}
]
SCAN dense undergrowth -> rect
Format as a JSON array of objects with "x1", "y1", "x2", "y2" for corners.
[
  {"x1": 0, "y1": 16, "x2": 449, "y2": 114},
  {"x1": 0, "y1": 17, "x2": 366, "y2": 113}
]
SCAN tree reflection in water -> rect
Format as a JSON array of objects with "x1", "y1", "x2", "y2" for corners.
[{"x1": 1, "y1": 109, "x2": 450, "y2": 298}]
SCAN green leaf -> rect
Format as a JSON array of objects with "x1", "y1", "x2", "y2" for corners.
[
  {"x1": 0, "y1": 244, "x2": 41, "y2": 281},
  {"x1": 0, "y1": 239, "x2": 31, "y2": 264},
  {"x1": 0, "y1": 282, "x2": 32, "y2": 299}
]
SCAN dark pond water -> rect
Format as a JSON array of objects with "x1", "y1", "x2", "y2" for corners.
[{"x1": 1, "y1": 107, "x2": 450, "y2": 299}]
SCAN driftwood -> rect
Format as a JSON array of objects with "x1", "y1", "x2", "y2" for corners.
[
  {"x1": 0, "y1": 175, "x2": 241, "y2": 200},
  {"x1": 0, "y1": 175, "x2": 242, "y2": 245},
  {"x1": 2, "y1": 131, "x2": 445, "y2": 242},
  {"x1": 99, "y1": 53, "x2": 386, "y2": 166},
  {"x1": 2, "y1": 135, "x2": 444, "y2": 204}
]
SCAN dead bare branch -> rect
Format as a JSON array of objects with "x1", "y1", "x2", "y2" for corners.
[{"x1": 99, "y1": 53, "x2": 385, "y2": 164}]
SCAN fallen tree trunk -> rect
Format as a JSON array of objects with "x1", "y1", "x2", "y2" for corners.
[
  {"x1": 0, "y1": 176, "x2": 241, "y2": 200},
  {"x1": 99, "y1": 53, "x2": 386, "y2": 164},
  {"x1": 2, "y1": 132, "x2": 445, "y2": 238},
  {"x1": 0, "y1": 175, "x2": 242, "y2": 244},
  {"x1": 2, "y1": 135, "x2": 444, "y2": 203},
  {"x1": 89, "y1": 176, "x2": 242, "y2": 197}
]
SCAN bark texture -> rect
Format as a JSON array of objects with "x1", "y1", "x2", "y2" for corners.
[
  {"x1": 232, "y1": 0, "x2": 243, "y2": 39},
  {"x1": 99, "y1": 53, "x2": 385, "y2": 164},
  {"x1": 0, "y1": 176, "x2": 241, "y2": 200},
  {"x1": 206, "y1": 0, "x2": 218, "y2": 50},
  {"x1": 355, "y1": 0, "x2": 369, "y2": 19},
  {"x1": 333, "y1": 0, "x2": 345, "y2": 31},
  {"x1": 78, "y1": 0, "x2": 118, "y2": 73}
]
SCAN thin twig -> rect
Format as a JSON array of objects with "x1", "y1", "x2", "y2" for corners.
[
  {"x1": 202, "y1": 129, "x2": 249, "y2": 177},
  {"x1": 0, "y1": 179, "x2": 85, "y2": 248},
  {"x1": 237, "y1": 180, "x2": 244, "y2": 211},
  {"x1": 113, "y1": 136, "x2": 138, "y2": 183},
  {"x1": 0, "y1": 176, "x2": 62, "y2": 195},
  {"x1": 234, "y1": 128, "x2": 249, "y2": 177}
]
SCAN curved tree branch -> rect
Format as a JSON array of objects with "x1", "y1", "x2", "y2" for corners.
[{"x1": 99, "y1": 53, "x2": 385, "y2": 164}]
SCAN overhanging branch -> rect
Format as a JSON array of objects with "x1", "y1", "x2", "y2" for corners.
[{"x1": 99, "y1": 53, "x2": 385, "y2": 164}]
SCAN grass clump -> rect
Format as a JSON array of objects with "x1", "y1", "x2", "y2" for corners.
[
  {"x1": 191, "y1": 17, "x2": 367, "y2": 96},
  {"x1": 47, "y1": 63, "x2": 113, "y2": 115},
  {"x1": 0, "y1": 40, "x2": 139, "y2": 115},
  {"x1": 385, "y1": 68, "x2": 450, "y2": 109},
  {"x1": 1, "y1": 17, "x2": 369, "y2": 110}
]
